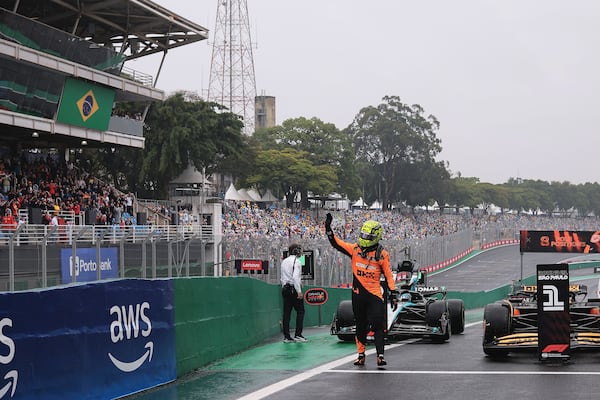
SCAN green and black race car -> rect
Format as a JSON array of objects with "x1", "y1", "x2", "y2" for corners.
[{"x1": 330, "y1": 260, "x2": 465, "y2": 343}]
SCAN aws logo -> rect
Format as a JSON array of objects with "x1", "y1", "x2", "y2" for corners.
[
  {"x1": 108, "y1": 302, "x2": 153, "y2": 373},
  {"x1": 0, "y1": 318, "x2": 17, "y2": 398},
  {"x1": 76, "y1": 90, "x2": 99, "y2": 121}
]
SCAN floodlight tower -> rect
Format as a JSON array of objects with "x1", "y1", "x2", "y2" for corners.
[{"x1": 207, "y1": 0, "x2": 257, "y2": 135}]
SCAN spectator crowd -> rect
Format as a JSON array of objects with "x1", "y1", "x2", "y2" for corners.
[
  {"x1": 0, "y1": 152, "x2": 137, "y2": 231},
  {"x1": 2, "y1": 150, "x2": 600, "y2": 242},
  {"x1": 222, "y1": 200, "x2": 600, "y2": 242}
]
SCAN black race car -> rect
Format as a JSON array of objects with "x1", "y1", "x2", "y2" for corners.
[
  {"x1": 330, "y1": 260, "x2": 465, "y2": 343},
  {"x1": 483, "y1": 283, "x2": 600, "y2": 357}
]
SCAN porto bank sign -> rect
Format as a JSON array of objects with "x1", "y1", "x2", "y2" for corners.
[{"x1": 60, "y1": 247, "x2": 118, "y2": 283}]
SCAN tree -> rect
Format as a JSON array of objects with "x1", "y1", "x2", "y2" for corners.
[
  {"x1": 403, "y1": 161, "x2": 451, "y2": 212},
  {"x1": 77, "y1": 146, "x2": 143, "y2": 193},
  {"x1": 346, "y1": 95, "x2": 443, "y2": 210},
  {"x1": 252, "y1": 117, "x2": 358, "y2": 207},
  {"x1": 245, "y1": 148, "x2": 337, "y2": 210},
  {"x1": 140, "y1": 92, "x2": 245, "y2": 198},
  {"x1": 449, "y1": 177, "x2": 481, "y2": 214}
]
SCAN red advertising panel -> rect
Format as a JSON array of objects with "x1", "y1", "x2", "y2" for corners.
[
  {"x1": 235, "y1": 259, "x2": 268, "y2": 274},
  {"x1": 520, "y1": 230, "x2": 600, "y2": 253}
]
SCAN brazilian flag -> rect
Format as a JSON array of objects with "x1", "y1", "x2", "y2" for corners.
[{"x1": 56, "y1": 77, "x2": 115, "y2": 131}]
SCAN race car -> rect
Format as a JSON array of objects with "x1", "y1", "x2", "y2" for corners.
[
  {"x1": 330, "y1": 260, "x2": 465, "y2": 343},
  {"x1": 483, "y1": 282, "x2": 600, "y2": 357}
]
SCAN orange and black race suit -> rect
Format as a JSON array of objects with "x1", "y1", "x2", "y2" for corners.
[{"x1": 327, "y1": 233, "x2": 396, "y2": 356}]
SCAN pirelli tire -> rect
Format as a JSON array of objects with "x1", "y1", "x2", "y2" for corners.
[
  {"x1": 335, "y1": 300, "x2": 355, "y2": 342},
  {"x1": 483, "y1": 302, "x2": 511, "y2": 357},
  {"x1": 447, "y1": 299, "x2": 465, "y2": 334},
  {"x1": 426, "y1": 300, "x2": 450, "y2": 342}
]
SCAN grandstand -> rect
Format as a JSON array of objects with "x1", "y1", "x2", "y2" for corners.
[{"x1": 0, "y1": 0, "x2": 220, "y2": 291}]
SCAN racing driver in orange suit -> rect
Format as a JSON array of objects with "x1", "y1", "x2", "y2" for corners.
[{"x1": 325, "y1": 212, "x2": 399, "y2": 367}]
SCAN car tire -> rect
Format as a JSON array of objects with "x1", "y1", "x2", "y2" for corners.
[
  {"x1": 447, "y1": 299, "x2": 465, "y2": 334},
  {"x1": 336, "y1": 300, "x2": 355, "y2": 326},
  {"x1": 333, "y1": 300, "x2": 355, "y2": 342},
  {"x1": 483, "y1": 303, "x2": 511, "y2": 357},
  {"x1": 426, "y1": 300, "x2": 450, "y2": 342}
]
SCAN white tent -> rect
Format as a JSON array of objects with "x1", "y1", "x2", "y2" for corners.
[
  {"x1": 369, "y1": 200, "x2": 382, "y2": 210},
  {"x1": 224, "y1": 183, "x2": 245, "y2": 201},
  {"x1": 246, "y1": 188, "x2": 262, "y2": 202},
  {"x1": 171, "y1": 164, "x2": 212, "y2": 187},
  {"x1": 352, "y1": 197, "x2": 368, "y2": 209},
  {"x1": 237, "y1": 188, "x2": 256, "y2": 201},
  {"x1": 261, "y1": 189, "x2": 279, "y2": 202}
]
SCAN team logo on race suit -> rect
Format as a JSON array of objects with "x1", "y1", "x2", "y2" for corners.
[
  {"x1": 0, "y1": 318, "x2": 17, "y2": 398},
  {"x1": 108, "y1": 302, "x2": 153, "y2": 373}
]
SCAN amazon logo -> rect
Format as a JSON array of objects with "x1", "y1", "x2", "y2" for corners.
[
  {"x1": 108, "y1": 302, "x2": 153, "y2": 373},
  {"x1": 0, "y1": 318, "x2": 17, "y2": 398}
]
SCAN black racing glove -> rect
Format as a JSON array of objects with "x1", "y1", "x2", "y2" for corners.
[
  {"x1": 325, "y1": 213, "x2": 333, "y2": 237},
  {"x1": 389, "y1": 290, "x2": 399, "y2": 311}
]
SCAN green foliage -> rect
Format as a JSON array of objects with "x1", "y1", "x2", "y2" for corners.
[
  {"x1": 249, "y1": 117, "x2": 353, "y2": 208},
  {"x1": 246, "y1": 148, "x2": 336, "y2": 209},
  {"x1": 346, "y1": 95, "x2": 445, "y2": 210},
  {"x1": 140, "y1": 92, "x2": 245, "y2": 198},
  {"x1": 76, "y1": 147, "x2": 143, "y2": 193},
  {"x1": 79, "y1": 92, "x2": 600, "y2": 217}
]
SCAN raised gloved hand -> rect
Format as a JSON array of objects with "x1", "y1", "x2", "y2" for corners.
[
  {"x1": 325, "y1": 213, "x2": 333, "y2": 236},
  {"x1": 389, "y1": 290, "x2": 399, "y2": 311}
]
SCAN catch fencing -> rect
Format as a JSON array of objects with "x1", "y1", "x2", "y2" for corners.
[
  {"x1": 221, "y1": 226, "x2": 517, "y2": 287},
  {"x1": 0, "y1": 222, "x2": 516, "y2": 292}
]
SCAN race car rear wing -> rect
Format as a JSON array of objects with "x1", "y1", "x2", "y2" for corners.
[{"x1": 508, "y1": 283, "x2": 589, "y2": 303}]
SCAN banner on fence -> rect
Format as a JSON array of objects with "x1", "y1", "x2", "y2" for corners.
[
  {"x1": 60, "y1": 247, "x2": 119, "y2": 283},
  {"x1": 0, "y1": 279, "x2": 175, "y2": 399}
]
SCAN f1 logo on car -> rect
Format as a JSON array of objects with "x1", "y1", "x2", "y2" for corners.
[
  {"x1": 542, "y1": 285, "x2": 564, "y2": 311},
  {"x1": 542, "y1": 344, "x2": 569, "y2": 353}
]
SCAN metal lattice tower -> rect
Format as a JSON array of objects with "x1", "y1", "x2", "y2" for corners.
[{"x1": 207, "y1": 0, "x2": 257, "y2": 135}]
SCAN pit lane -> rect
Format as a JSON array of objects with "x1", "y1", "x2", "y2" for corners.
[{"x1": 128, "y1": 245, "x2": 600, "y2": 400}]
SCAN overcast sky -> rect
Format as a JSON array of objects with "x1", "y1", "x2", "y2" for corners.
[{"x1": 131, "y1": 1, "x2": 600, "y2": 185}]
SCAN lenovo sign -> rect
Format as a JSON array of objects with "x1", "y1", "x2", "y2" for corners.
[{"x1": 235, "y1": 259, "x2": 268, "y2": 274}]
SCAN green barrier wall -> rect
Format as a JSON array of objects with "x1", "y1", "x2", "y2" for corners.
[
  {"x1": 174, "y1": 276, "x2": 352, "y2": 377},
  {"x1": 173, "y1": 260, "x2": 600, "y2": 377}
]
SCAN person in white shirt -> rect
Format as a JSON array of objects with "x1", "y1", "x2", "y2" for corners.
[{"x1": 280, "y1": 243, "x2": 307, "y2": 342}]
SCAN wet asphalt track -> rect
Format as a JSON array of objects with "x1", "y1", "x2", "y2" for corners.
[{"x1": 128, "y1": 244, "x2": 600, "y2": 400}]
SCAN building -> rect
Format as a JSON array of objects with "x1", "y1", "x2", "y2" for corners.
[
  {"x1": 0, "y1": 0, "x2": 208, "y2": 152},
  {"x1": 255, "y1": 94, "x2": 276, "y2": 129}
]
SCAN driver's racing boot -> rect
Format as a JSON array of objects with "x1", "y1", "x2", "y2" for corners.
[{"x1": 353, "y1": 353, "x2": 366, "y2": 366}]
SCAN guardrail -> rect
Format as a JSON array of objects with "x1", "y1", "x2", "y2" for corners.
[
  {"x1": 0, "y1": 224, "x2": 215, "y2": 292},
  {"x1": 0, "y1": 224, "x2": 515, "y2": 292},
  {"x1": 1, "y1": 223, "x2": 213, "y2": 245}
]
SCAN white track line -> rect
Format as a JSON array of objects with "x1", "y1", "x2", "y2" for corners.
[
  {"x1": 236, "y1": 339, "x2": 420, "y2": 400},
  {"x1": 328, "y1": 370, "x2": 600, "y2": 375},
  {"x1": 239, "y1": 320, "x2": 483, "y2": 399}
]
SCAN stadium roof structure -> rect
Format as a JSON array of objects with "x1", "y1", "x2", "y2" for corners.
[
  {"x1": 0, "y1": 0, "x2": 209, "y2": 60},
  {"x1": 0, "y1": 0, "x2": 209, "y2": 149}
]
